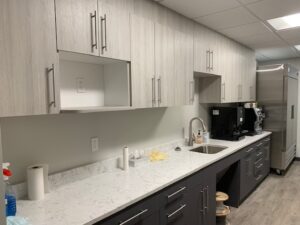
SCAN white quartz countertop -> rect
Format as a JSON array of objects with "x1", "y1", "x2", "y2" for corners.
[{"x1": 18, "y1": 132, "x2": 271, "y2": 225}]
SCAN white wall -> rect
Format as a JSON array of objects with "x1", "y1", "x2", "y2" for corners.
[
  {"x1": 260, "y1": 58, "x2": 300, "y2": 157},
  {"x1": 0, "y1": 78, "x2": 210, "y2": 184}
]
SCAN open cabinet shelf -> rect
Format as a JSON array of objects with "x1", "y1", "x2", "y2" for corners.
[{"x1": 59, "y1": 51, "x2": 131, "y2": 113}]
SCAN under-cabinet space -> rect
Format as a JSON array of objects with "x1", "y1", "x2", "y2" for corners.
[
  {"x1": 59, "y1": 52, "x2": 131, "y2": 112},
  {"x1": 197, "y1": 75, "x2": 222, "y2": 104}
]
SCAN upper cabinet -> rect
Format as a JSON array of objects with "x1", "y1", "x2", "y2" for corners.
[
  {"x1": 194, "y1": 24, "x2": 220, "y2": 76},
  {"x1": 131, "y1": 14, "x2": 194, "y2": 109},
  {"x1": 174, "y1": 23, "x2": 194, "y2": 106},
  {"x1": 98, "y1": 0, "x2": 132, "y2": 61},
  {"x1": 56, "y1": 0, "x2": 99, "y2": 56},
  {"x1": 56, "y1": 0, "x2": 131, "y2": 60},
  {"x1": 0, "y1": 0, "x2": 60, "y2": 117},
  {"x1": 130, "y1": 15, "x2": 155, "y2": 108},
  {"x1": 155, "y1": 23, "x2": 175, "y2": 107},
  {"x1": 198, "y1": 28, "x2": 257, "y2": 104}
]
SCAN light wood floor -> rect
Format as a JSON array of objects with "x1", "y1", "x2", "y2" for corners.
[{"x1": 228, "y1": 161, "x2": 300, "y2": 225}]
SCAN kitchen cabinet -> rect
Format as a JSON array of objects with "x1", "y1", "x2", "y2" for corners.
[
  {"x1": 240, "y1": 137, "x2": 271, "y2": 201},
  {"x1": 130, "y1": 15, "x2": 155, "y2": 108},
  {"x1": 98, "y1": 0, "x2": 132, "y2": 61},
  {"x1": 262, "y1": 137, "x2": 271, "y2": 177},
  {"x1": 174, "y1": 23, "x2": 194, "y2": 106},
  {"x1": 240, "y1": 145, "x2": 256, "y2": 200},
  {"x1": 155, "y1": 23, "x2": 175, "y2": 107},
  {"x1": 56, "y1": 0, "x2": 132, "y2": 60},
  {"x1": 194, "y1": 24, "x2": 219, "y2": 75},
  {"x1": 188, "y1": 169, "x2": 215, "y2": 225},
  {"x1": 56, "y1": 0, "x2": 99, "y2": 56},
  {"x1": 159, "y1": 180, "x2": 191, "y2": 225},
  {"x1": 197, "y1": 33, "x2": 257, "y2": 104},
  {"x1": 131, "y1": 15, "x2": 191, "y2": 108},
  {"x1": 94, "y1": 135, "x2": 271, "y2": 225},
  {"x1": 96, "y1": 194, "x2": 160, "y2": 225},
  {"x1": 0, "y1": 0, "x2": 60, "y2": 117}
]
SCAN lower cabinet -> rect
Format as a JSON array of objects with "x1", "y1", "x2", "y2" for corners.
[
  {"x1": 97, "y1": 194, "x2": 160, "y2": 225},
  {"x1": 96, "y1": 136, "x2": 271, "y2": 225},
  {"x1": 187, "y1": 169, "x2": 215, "y2": 225},
  {"x1": 159, "y1": 180, "x2": 191, "y2": 225},
  {"x1": 240, "y1": 137, "x2": 271, "y2": 201}
]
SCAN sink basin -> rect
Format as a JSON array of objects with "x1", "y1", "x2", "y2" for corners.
[{"x1": 190, "y1": 145, "x2": 227, "y2": 154}]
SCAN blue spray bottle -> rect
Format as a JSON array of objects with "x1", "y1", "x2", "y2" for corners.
[{"x1": 3, "y1": 162, "x2": 17, "y2": 217}]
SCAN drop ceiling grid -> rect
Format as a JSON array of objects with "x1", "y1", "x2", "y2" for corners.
[{"x1": 159, "y1": 0, "x2": 300, "y2": 60}]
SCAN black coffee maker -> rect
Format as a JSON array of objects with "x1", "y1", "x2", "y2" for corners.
[{"x1": 210, "y1": 106, "x2": 246, "y2": 141}]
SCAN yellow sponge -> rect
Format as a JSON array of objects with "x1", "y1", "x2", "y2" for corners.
[{"x1": 149, "y1": 150, "x2": 168, "y2": 162}]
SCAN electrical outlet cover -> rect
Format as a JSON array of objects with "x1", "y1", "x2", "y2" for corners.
[{"x1": 91, "y1": 137, "x2": 99, "y2": 152}]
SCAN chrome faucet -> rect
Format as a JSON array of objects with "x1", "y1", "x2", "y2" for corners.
[{"x1": 188, "y1": 117, "x2": 207, "y2": 146}]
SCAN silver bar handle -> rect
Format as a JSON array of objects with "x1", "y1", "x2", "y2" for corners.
[
  {"x1": 205, "y1": 186, "x2": 209, "y2": 211},
  {"x1": 256, "y1": 143, "x2": 263, "y2": 147},
  {"x1": 158, "y1": 77, "x2": 162, "y2": 105},
  {"x1": 256, "y1": 152, "x2": 263, "y2": 157},
  {"x1": 240, "y1": 84, "x2": 243, "y2": 100},
  {"x1": 202, "y1": 189, "x2": 206, "y2": 215},
  {"x1": 119, "y1": 209, "x2": 148, "y2": 225},
  {"x1": 100, "y1": 14, "x2": 107, "y2": 54},
  {"x1": 246, "y1": 147, "x2": 253, "y2": 153},
  {"x1": 152, "y1": 77, "x2": 156, "y2": 105},
  {"x1": 90, "y1": 11, "x2": 97, "y2": 52},
  {"x1": 206, "y1": 50, "x2": 210, "y2": 71},
  {"x1": 256, "y1": 174, "x2": 263, "y2": 181},
  {"x1": 47, "y1": 64, "x2": 56, "y2": 108},
  {"x1": 210, "y1": 51, "x2": 213, "y2": 70},
  {"x1": 189, "y1": 81, "x2": 195, "y2": 103},
  {"x1": 257, "y1": 163, "x2": 263, "y2": 169},
  {"x1": 167, "y1": 204, "x2": 186, "y2": 219},
  {"x1": 221, "y1": 83, "x2": 225, "y2": 101},
  {"x1": 167, "y1": 187, "x2": 186, "y2": 199}
]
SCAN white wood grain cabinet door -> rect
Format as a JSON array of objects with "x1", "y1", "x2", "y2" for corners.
[
  {"x1": 0, "y1": 0, "x2": 60, "y2": 117},
  {"x1": 131, "y1": 15, "x2": 155, "y2": 108},
  {"x1": 98, "y1": 0, "x2": 132, "y2": 61},
  {"x1": 56, "y1": 0, "x2": 99, "y2": 56}
]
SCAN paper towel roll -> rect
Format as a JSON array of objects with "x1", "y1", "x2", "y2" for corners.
[{"x1": 27, "y1": 165, "x2": 48, "y2": 201}]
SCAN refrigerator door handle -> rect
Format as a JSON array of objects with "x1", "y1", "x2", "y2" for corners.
[{"x1": 291, "y1": 105, "x2": 295, "y2": 119}]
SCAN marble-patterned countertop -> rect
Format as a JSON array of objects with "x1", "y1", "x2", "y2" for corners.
[{"x1": 17, "y1": 132, "x2": 271, "y2": 225}]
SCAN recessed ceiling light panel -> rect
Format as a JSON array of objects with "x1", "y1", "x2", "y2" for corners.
[
  {"x1": 295, "y1": 45, "x2": 300, "y2": 51},
  {"x1": 268, "y1": 13, "x2": 300, "y2": 30}
]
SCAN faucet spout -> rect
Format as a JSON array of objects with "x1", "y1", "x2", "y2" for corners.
[{"x1": 188, "y1": 117, "x2": 207, "y2": 146}]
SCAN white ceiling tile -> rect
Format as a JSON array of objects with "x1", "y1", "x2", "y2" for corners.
[
  {"x1": 255, "y1": 51, "x2": 271, "y2": 61},
  {"x1": 160, "y1": 0, "x2": 240, "y2": 18},
  {"x1": 221, "y1": 22, "x2": 271, "y2": 39},
  {"x1": 238, "y1": 0, "x2": 263, "y2": 5},
  {"x1": 235, "y1": 32, "x2": 284, "y2": 49},
  {"x1": 277, "y1": 28, "x2": 300, "y2": 42},
  {"x1": 195, "y1": 7, "x2": 258, "y2": 30},
  {"x1": 246, "y1": 0, "x2": 300, "y2": 20},
  {"x1": 256, "y1": 47, "x2": 299, "y2": 60}
]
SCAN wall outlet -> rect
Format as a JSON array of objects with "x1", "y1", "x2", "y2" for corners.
[
  {"x1": 76, "y1": 77, "x2": 86, "y2": 93},
  {"x1": 91, "y1": 137, "x2": 99, "y2": 152}
]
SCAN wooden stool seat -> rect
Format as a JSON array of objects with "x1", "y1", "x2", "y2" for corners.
[{"x1": 216, "y1": 192, "x2": 229, "y2": 202}]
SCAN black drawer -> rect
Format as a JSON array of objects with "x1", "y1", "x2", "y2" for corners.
[
  {"x1": 96, "y1": 195, "x2": 159, "y2": 225},
  {"x1": 159, "y1": 180, "x2": 188, "y2": 208}
]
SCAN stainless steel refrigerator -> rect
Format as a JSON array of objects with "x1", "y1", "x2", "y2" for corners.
[{"x1": 257, "y1": 64, "x2": 299, "y2": 174}]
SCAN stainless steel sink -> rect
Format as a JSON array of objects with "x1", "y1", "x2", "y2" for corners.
[{"x1": 190, "y1": 145, "x2": 227, "y2": 154}]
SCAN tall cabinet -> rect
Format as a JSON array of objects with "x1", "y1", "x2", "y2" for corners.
[
  {"x1": 130, "y1": 15, "x2": 155, "y2": 108},
  {"x1": 131, "y1": 15, "x2": 194, "y2": 108},
  {"x1": 0, "y1": 0, "x2": 60, "y2": 117}
]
